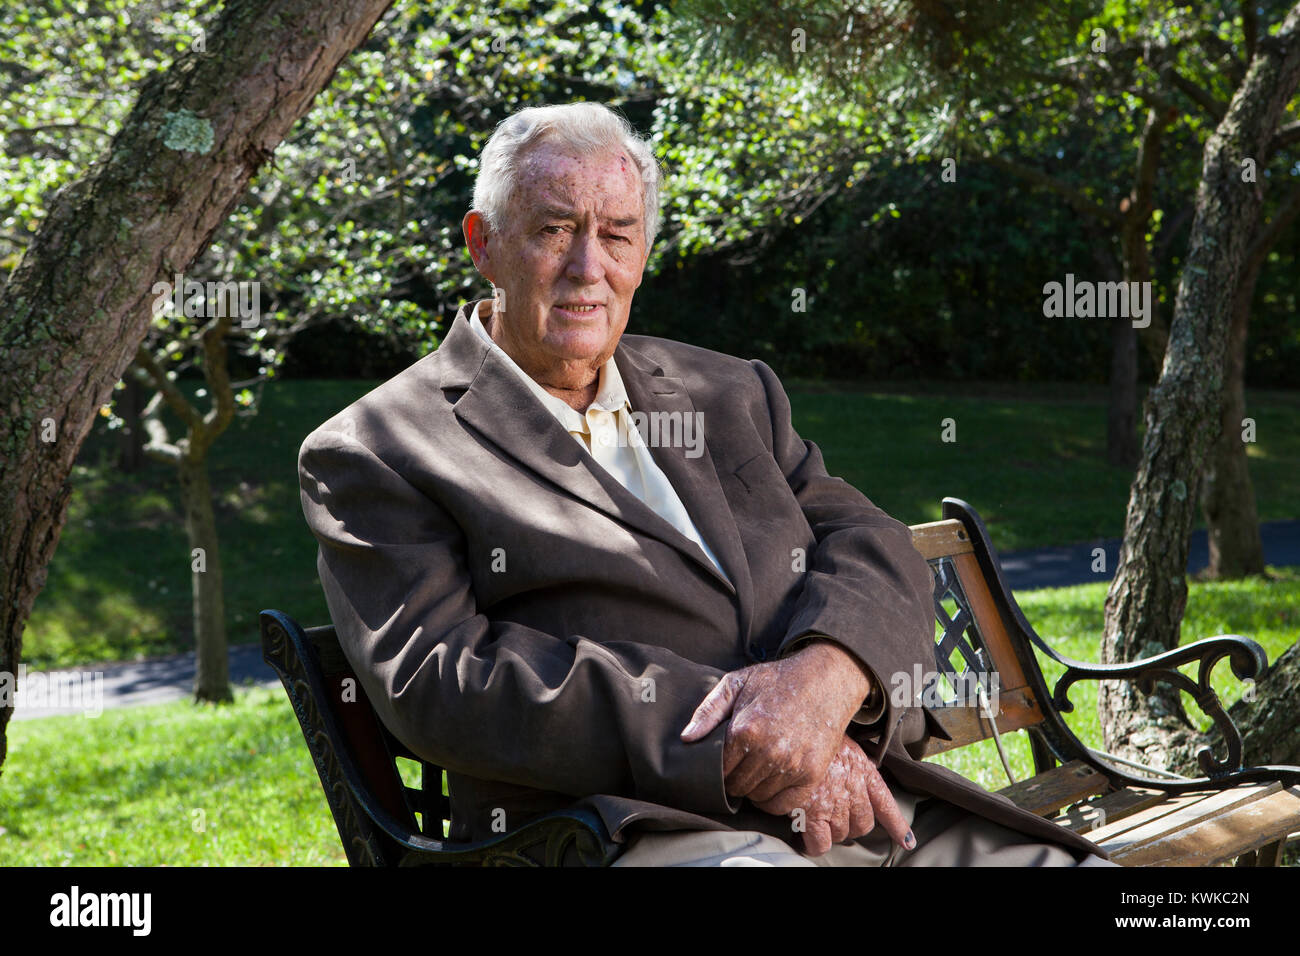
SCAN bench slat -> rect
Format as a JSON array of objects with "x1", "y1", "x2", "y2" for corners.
[
  {"x1": 910, "y1": 519, "x2": 974, "y2": 560},
  {"x1": 1055, "y1": 787, "x2": 1168, "y2": 833},
  {"x1": 1082, "y1": 789, "x2": 1217, "y2": 843},
  {"x1": 922, "y1": 688, "x2": 1043, "y2": 756},
  {"x1": 1097, "y1": 782, "x2": 1281, "y2": 857},
  {"x1": 997, "y1": 760, "x2": 1109, "y2": 817},
  {"x1": 901, "y1": 506, "x2": 1300, "y2": 867},
  {"x1": 1112, "y1": 786, "x2": 1300, "y2": 867}
]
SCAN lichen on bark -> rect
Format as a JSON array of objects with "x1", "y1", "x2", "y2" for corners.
[{"x1": 159, "y1": 109, "x2": 215, "y2": 154}]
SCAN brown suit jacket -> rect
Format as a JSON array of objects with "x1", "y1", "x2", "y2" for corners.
[{"x1": 298, "y1": 302, "x2": 1106, "y2": 859}]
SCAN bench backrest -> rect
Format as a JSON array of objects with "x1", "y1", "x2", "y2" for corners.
[
  {"x1": 260, "y1": 609, "x2": 449, "y2": 864},
  {"x1": 908, "y1": 513, "x2": 1048, "y2": 754}
]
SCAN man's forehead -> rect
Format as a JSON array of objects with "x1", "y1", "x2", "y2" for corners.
[{"x1": 515, "y1": 144, "x2": 643, "y2": 215}]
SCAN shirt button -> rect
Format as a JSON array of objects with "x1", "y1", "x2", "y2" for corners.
[{"x1": 748, "y1": 643, "x2": 768, "y2": 662}]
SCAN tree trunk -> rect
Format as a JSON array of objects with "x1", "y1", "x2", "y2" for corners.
[
  {"x1": 115, "y1": 375, "x2": 147, "y2": 473},
  {"x1": 1201, "y1": 255, "x2": 1266, "y2": 578},
  {"x1": 1106, "y1": 315, "x2": 1139, "y2": 468},
  {"x1": 179, "y1": 453, "x2": 231, "y2": 702},
  {"x1": 1099, "y1": 4, "x2": 1300, "y2": 769},
  {"x1": 1199, "y1": 184, "x2": 1300, "y2": 579},
  {"x1": 0, "y1": 0, "x2": 394, "y2": 780},
  {"x1": 1230, "y1": 640, "x2": 1300, "y2": 769},
  {"x1": 1107, "y1": 105, "x2": 1174, "y2": 470},
  {"x1": 135, "y1": 314, "x2": 240, "y2": 703}
]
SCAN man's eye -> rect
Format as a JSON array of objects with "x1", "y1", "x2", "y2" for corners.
[
  {"x1": 605, "y1": 234, "x2": 630, "y2": 243},
  {"x1": 542, "y1": 225, "x2": 566, "y2": 235}
]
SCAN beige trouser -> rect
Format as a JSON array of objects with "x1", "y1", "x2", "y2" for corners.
[{"x1": 611, "y1": 787, "x2": 1116, "y2": 867}]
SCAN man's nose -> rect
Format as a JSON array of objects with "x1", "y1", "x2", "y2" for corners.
[{"x1": 564, "y1": 229, "x2": 605, "y2": 285}]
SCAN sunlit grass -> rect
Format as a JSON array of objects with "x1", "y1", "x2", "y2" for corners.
[
  {"x1": 789, "y1": 386, "x2": 1300, "y2": 552},
  {"x1": 0, "y1": 687, "x2": 345, "y2": 866}
]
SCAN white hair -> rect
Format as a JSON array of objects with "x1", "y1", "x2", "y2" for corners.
[{"x1": 471, "y1": 102, "x2": 662, "y2": 247}]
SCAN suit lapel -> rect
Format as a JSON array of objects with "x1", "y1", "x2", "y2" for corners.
[
  {"x1": 613, "y1": 338, "x2": 755, "y2": 633},
  {"x1": 440, "y1": 305, "x2": 751, "y2": 621}
]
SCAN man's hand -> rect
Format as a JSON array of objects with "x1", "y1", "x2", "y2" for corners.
[
  {"x1": 753, "y1": 733, "x2": 915, "y2": 857},
  {"x1": 679, "y1": 639, "x2": 874, "y2": 803}
]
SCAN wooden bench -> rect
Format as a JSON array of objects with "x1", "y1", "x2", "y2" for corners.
[
  {"x1": 262, "y1": 496, "x2": 1300, "y2": 866},
  {"x1": 913, "y1": 498, "x2": 1300, "y2": 866}
]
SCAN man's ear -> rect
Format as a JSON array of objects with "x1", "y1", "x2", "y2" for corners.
[
  {"x1": 462, "y1": 210, "x2": 494, "y2": 284},
  {"x1": 635, "y1": 243, "x2": 651, "y2": 290},
  {"x1": 632, "y1": 231, "x2": 653, "y2": 289}
]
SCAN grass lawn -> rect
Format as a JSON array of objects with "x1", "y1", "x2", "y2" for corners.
[
  {"x1": 785, "y1": 380, "x2": 1300, "y2": 551},
  {"x1": 0, "y1": 687, "x2": 346, "y2": 866},
  {"x1": 24, "y1": 379, "x2": 377, "y2": 669},
  {"x1": 20, "y1": 377, "x2": 1300, "y2": 670}
]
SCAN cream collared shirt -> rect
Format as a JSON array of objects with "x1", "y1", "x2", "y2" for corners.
[{"x1": 468, "y1": 301, "x2": 730, "y2": 585}]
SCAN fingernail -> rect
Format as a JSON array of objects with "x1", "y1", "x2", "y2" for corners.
[
  {"x1": 680, "y1": 721, "x2": 697, "y2": 738},
  {"x1": 904, "y1": 830, "x2": 916, "y2": 850}
]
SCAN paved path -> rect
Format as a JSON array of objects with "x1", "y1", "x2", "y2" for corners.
[
  {"x1": 10, "y1": 643, "x2": 278, "y2": 721},
  {"x1": 997, "y1": 518, "x2": 1300, "y2": 591},
  {"x1": 11, "y1": 519, "x2": 1299, "y2": 718}
]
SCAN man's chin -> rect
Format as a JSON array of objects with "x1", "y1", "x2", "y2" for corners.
[{"x1": 543, "y1": 328, "x2": 621, "y2": 363}]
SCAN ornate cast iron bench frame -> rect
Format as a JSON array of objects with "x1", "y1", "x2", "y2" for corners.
[{"x1": 262, "y1": 497, "x2": 1300, "y2": 866}]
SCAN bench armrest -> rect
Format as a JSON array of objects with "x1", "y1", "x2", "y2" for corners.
[{"x1": 1034, "y1": 632, "x2": 1266, "y2": 777}]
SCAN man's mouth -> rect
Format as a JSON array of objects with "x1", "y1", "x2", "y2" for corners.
[{"x1": 555, "y1": 302, "x2": 601, "y2": 314}]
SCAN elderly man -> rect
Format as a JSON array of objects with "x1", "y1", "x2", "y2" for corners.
[{"x1": 298, "y1": 102, "x2": 1112, "y2": 866}]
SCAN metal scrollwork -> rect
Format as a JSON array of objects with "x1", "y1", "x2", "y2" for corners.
[{"x1": 1049, "y1": 636, "x2": 1266, "y2": 778}]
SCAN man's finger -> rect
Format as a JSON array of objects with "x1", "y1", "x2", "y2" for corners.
[
  {"x1": 751, "y1": 783, "x2": 812, "y2": 817},
  {"x1": 680, "y1": 672, "x2": 744, "y2": 741},
  {"x1": 722, "y1": 749, "x2": 775, "y2": 796},
  {"x1": 802, "y1": 818, "x2": 833, "y2": 857},
  {"x1": 864, "y1": 761, "x2": 914, "y2": 850},
  {"x1": 827, "y1": 794, "x2": 851, "y2": 846},
  {"x1": 745, "y1": 768, "x2": 798, "y2": 805},
  {"x1": 847, "y1": 781, "x2": 874, "y2": 841}
]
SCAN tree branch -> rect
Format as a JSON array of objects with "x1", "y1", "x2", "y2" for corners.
[
  {"x1": 197, "y1": 313, "x2": 236, "y2": 451},
  {"x1": 1270, "y1": 119, "x2": 1300, "y2": 154},
  {"x1": 1246, "y1": 182, "x2": 1300, "y2": 266},
  {"x1": 1160, "y1": 65, "x2": 1226, "y2": 121},
  {"x1": 132, "y1": 347, "x2": 203, "y2": 433},
  {"x1": 138, "y1": 391, "x2": 182, "y2": 465}
]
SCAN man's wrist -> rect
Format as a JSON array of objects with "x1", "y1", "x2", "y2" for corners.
[
  {"x1": 799, "y1": 636, "x2": 876, "y2": 709},
  {"x1": 809, "y1": 633, "x2": 871, "y2": 678}
]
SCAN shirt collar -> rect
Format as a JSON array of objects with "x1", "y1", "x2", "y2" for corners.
[{"x1": 466, "y1": 299, "x2": 632, "y2": 430}]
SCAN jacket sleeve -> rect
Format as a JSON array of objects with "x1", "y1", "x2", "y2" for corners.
[
  {"x1": 749, "y1": 359, "x2": 941, "y2": 762},
  {"x1": 298, "y1": 424, "x2": 737, "y2": 817}
]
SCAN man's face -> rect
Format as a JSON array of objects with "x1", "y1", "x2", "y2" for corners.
[{"x1": 463, "y1": 142, "x2": 649, "y2": 390}]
